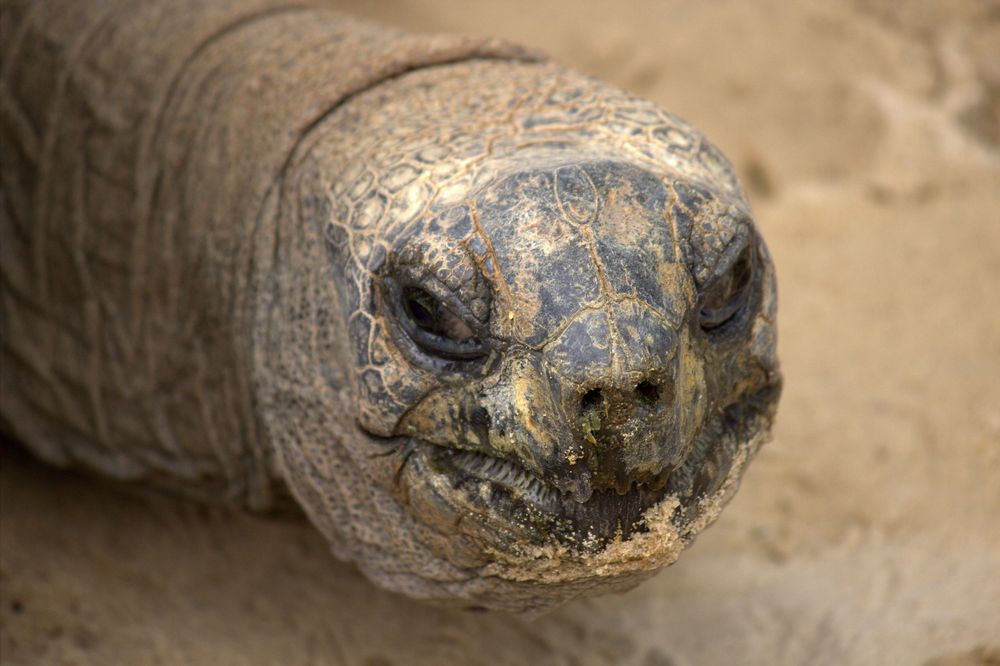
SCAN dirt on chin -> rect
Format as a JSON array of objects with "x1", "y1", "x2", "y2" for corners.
[{"x1": 2, "y1": 1, "x2": 999, "y2": 664}]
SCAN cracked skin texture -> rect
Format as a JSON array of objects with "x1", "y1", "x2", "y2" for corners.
[{"x1": 0, "y1": 0, "x2": 780, "y2": 612}]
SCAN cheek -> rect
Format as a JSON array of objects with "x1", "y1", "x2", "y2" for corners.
[
  {"x1": 676, "y1": 328, "x2": 709, "y2": 444},
  {"x1": 751, "y1": 313, "x2": 779, "y2": 377},
  {"x1": 756, "y1": 242, "x2": 779, "y2": 322},
  {"x1": 353, "y1": 324, "x2": 438, "y2": 437},
  {"x1": 750, "y1": 262, "x2": 779, "y2": 371}
]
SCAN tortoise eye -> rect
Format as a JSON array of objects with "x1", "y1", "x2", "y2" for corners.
[
  {"x1": 699, "y1": 244, "x2": 755, "y2": 333},
  {"x1": 400, "y1": 287, "x2": 486, "y2": 360},
  {"x1": 405, "y1": 290, "x2": 436, "y2": 329}
]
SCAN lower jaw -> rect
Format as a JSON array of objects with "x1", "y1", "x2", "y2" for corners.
[{"x1": 402, "y1": 386, "x2": 777, "y2": 552}]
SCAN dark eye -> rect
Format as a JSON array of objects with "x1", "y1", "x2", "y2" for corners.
[
  {"x1": 400, "y1": 287, "x2": 486, "y2": 360},
  {"x1": 699, "y1": 244, "x2": 755, "y2": 332},
  {"x1": 405, "y1": 290, "x2": 436, "y2": 328}
]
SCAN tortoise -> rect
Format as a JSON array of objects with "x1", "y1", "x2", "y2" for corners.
[{"x1": 0, "y1": 0, "x2": 781, "y2": 612}]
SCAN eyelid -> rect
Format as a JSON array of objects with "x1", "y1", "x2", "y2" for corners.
[
  {"x1": 413, "y1": 275, "x2": 484, "y2": 335},
  {"x1": 389, "y1": 259, "x2": 486, "y2": 327},
  {"x1": 386, "y1": 276, "x2": 488, "y2": 362},
  {"x1": 438, "y1": 308, "x2": 476, "y2": 342},
  {"x1": 700, "y1": 221, "x2": 753, "y2": 290},
  {"x1": 404, "y1": 289, "x2": 476, "y2": 342},
  {"x1": 698, "y1": 234, "x2": 757, "y2": 333}
]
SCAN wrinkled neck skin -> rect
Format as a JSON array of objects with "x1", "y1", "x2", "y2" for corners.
[{"x1": 254, "y1": 59, "x2": 780, "y2": 613}]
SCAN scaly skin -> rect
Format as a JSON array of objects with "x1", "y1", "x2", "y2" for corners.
[{"x1": 0, "y1": 0, "x2": 780, "y2": 612}]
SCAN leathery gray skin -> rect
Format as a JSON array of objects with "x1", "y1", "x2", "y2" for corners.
[{"x1": 258, "y1": 60, "x2": 781, "y2": 611}]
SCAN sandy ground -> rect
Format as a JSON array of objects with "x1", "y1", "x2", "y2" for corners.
[{"x1": 2, "y1": 0, "x2": 1000, "y2": 664}]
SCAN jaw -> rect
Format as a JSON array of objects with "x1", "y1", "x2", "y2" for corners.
[{"x1": 393, "y1": 384, "x2": 779, "y2": 556}]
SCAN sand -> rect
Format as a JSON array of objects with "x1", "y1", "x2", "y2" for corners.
[{"x1": 2, "y1": 0, "x2": 999, "y2": 664}]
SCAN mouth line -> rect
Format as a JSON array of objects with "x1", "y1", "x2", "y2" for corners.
[
  {"x1": 407, "y1": 385, "x2": 777, "y2": 548},
  {"x1": 439, "y1": 448, "x2": 566, "y2": 510}
]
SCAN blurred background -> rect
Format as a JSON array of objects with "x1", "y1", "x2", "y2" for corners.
[{"x1": 2, "y1": 1, "x2": 998, "y2": 664}]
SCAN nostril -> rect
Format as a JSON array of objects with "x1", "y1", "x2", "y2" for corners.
[
  {"x1": 635, "y1": 380, "x2": 661, "y2": 405},
  {"x1": 580, "y1": 388, "x2": 603, "y2": 411},
  {"x1": 470, "y1": 405, "x2": 491, "y2": 431}
]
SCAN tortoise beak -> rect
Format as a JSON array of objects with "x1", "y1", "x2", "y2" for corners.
[
  {"x1": 470, "y1": 330, "x2": 689, "y2": 500},
  {"x1": 394, "y1": 350, "x2": 594, "y2": 502},
  {"x1": 477, "y1": 352, "x2": 594, "y2": 502},
  {"x1": 393, "y1": 325, "x2": 692, "y2": 503}
]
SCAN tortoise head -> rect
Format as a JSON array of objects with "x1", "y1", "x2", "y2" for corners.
[
  {"x1": 365, "y1": 153, "x2": 779, "y2": 545},
  {"x1": 256, "y1": 61, "x2": 780, "y2": 610}
]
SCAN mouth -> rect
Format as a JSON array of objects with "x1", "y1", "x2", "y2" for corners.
[{"x1": 400, "y1": 385, "x2": 778, "y2": 550}]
